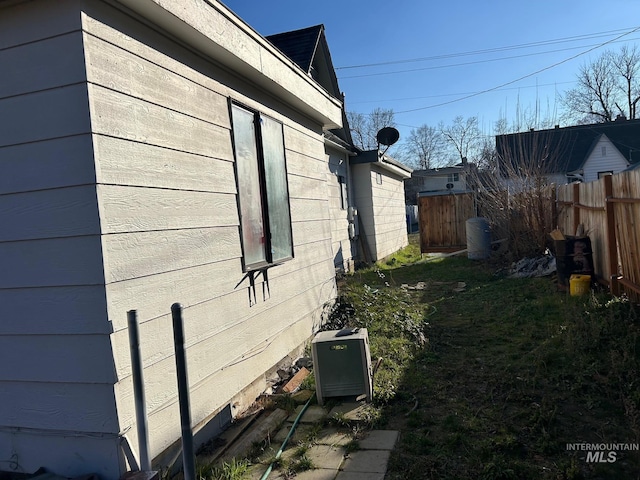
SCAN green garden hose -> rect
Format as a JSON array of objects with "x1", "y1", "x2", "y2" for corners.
[{"x1": 259, "y1": 392, "x2": 316, "y2": 480}]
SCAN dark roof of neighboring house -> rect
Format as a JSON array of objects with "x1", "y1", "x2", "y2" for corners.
[
  {"x1": 266, "y1": 25, "x2": 340, "y2": 98},
  {"x1": 267, "y1": 25, "x2": 353, "y2": 146},
  {"x1": 267, "y1": 25, "x2": 320, "y2": 73},
  {"x1": 623, "y1": 161, "x2": 640, "y2": 172},
  {"x1": 496, "y1": 119, "x2": 640, "y2": 174}
]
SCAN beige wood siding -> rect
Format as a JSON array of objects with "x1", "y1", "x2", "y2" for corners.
[
  {"x1": 83, "y1": 0, "x2": 337, "y2": 466},
  {"x1": 0, "y1": 1, "x2": 120, "y2": 478},
  {"x1": 369, "y1": 166, "x2": 409, "y2": 259},
  {"x1": 1, "y1": 0, "x2": 340, "y2": 476},
  {"x1": 351, "y1": 164, "x2": 408, "y2": 261}
]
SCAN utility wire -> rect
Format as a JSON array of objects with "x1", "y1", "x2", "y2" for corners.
[
  {"x1": 395, "y1": 25, "x2": 640, "y2": 114},
  {"x1": 339, "y1": 37, "x2": 640, "y2": 79},
  {"x1": 348, "y1": 81, "x2": 575, "y2": 105},
  {"x1": 336, "y1": 27, "x2": 639, "y2": 70}
]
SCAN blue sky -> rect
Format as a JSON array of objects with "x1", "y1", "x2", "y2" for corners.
[{"x1": 222, "y1": 0, "x2": 640, "y2": 142}]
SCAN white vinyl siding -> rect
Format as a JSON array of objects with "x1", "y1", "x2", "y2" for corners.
[{"x1": 582, "y1": 136, "x2": 629, "y2": 182}]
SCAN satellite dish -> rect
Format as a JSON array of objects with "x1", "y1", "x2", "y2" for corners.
[{"x1": 376, "y1": 127, "x2": 400, "y2": 147}]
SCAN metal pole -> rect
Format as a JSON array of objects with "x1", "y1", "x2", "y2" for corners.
[
  {"x1": 171, "y1": 303, "x2": 195, "y2": 480},
  {"x1": 127, "y1": 310, "x2": 151, "y2": 471}
]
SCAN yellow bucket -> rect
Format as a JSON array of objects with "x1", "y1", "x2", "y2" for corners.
[{"x1": 569, "y1": 274, "x2": 591, "y2": 296}]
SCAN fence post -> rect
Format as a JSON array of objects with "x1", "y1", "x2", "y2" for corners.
[
  {"x1": 127, "y1": 310, "x2": 151, "y2": 471},
  {"x1": 171, "y1": 303, "x2": 196, "y2": 480},
  {"x1": 551, "y1": 184, "x2": 558, "y2": 230},
  {"x1": 572, "y1": 182, "x2": 581, "y2": 235},
  {"x1": 603, "y1": 175, "x2": 620, "y2": 296}
]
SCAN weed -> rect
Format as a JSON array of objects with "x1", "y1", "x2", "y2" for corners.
[
  {"x1": 197, "y1": 458, "x2": 250, "y2": 480},
  {"x1": 299, "y1": 371, "x2": 315, "y2": 391},
  {"x1": 328, "y1": 411, "x2": 351, "y2": 428},
  {"x1": 272, "y1": 395, "x2": 297, "y2": 414},
  {"x1": 480, "y1": 456, "x2": 518, "y2": 480},
  {"x1": 344, "y1": 439, "x2": 360, "y2": 453}
]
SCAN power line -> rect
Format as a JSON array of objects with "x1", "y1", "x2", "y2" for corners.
[
  {"x1": 338, "y1": 37, "x2": 640, "y2": 80},
  {"x1": 336, "y1": 27, "x2": 638, "y2": 70},
  {"x1": 395, "y1": 26, "x2": 640, "y2": 114},
  {"x1": 347, "y1": 81, "x2": 576, "y2": 105}
]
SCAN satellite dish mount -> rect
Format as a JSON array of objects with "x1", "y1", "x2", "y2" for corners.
[{"x1": 376, "y1": 127, "x2": 400, "y2": 157}]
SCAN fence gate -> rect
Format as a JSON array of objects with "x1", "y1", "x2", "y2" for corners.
[{"x1": 418, "y1": 192, "x2": 475, "y2": 253}]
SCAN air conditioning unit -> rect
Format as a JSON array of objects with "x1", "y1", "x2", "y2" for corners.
[{"x1": 311, "y1": 328, "x2": 373, "y2": 405}]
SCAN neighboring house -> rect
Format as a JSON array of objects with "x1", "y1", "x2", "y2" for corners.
[
  {"x1": 0, "y1": 1, "x2": 345, "y2": 479},
  {"x1": 267, "y1": 25, "x2": 358, "y2": 272},
  {"x1": 405, "y1": 161, "x2": 474, "y2": 204},
  {"x1": 496, "y1": 118, "x2": 640, "y2": 184},
  {"x1": 351, "y1": 150, "x2": 413, "y2": 262}
]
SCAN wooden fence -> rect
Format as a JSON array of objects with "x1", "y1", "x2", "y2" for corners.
[
  {"x1": 556, "y1": 170, "x2": 640, "y2": 300},
  {"x1": 418, "y1": 192, "x2": 475, "y2": 252}
]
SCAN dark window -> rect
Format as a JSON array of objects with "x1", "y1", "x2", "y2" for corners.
[
  {"x1": 598, "y1": 171, "x2": 613, "y2": 179},
  {"x1": 231, "y1": 103, "x2": 293, "y2": 271},
  {"x1": 448, "y1": 172, "x2": 460, "y2": 182}
]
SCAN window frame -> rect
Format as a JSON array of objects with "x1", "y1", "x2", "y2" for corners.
[
  {"x1": 447, "y1": 172, "x2": 460, "y2": 183},
  {"x1": 230, "y1": 101, "x2": 294, "y2": 272}
]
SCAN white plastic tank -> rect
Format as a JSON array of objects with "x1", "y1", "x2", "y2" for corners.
[{"x1": 466, "y1": 217, "x2": 491, "y2": 260}]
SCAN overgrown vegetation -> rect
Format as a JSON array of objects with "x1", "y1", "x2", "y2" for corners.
[
  {"x1": 325, "y1": 239, "x2": 640, "y2": 479},
  {"x1": 196, "y1": 458, "x2": 250, "y2": 480},
  {"x1": 195, "y1": 236, "x2": 639, "y2": 480}
]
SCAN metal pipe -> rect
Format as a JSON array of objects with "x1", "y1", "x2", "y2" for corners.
[
  {"x1": 171, "y1": 303, "x2": 196, "y2": 480},
  {"x1": 127, "y1": 310, "x2": 151, "y2": 471}
]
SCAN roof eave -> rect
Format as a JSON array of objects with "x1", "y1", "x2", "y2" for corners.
[{"x1": 114, "y1": 0, "x2": 343, "y2": 129}]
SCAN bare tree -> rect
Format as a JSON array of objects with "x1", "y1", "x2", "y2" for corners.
[
  {"x1": 561, "y1": 46, "x2": 640, "y2": 124},
  {"x1": 403, "y1": 125, "x2": 446, "y2": 169},
  {"x1": 469, "y1": 128, "x2": 570, "y2": 258},
  {"x1": 439, "y1": 115, "x2": 482, "y2": 164},
  {"x1": 346, "y1": 108, "x2": 396, "y2": 150},
  {"x1": 346, "y1": 111, "x2": 368, "y2": 150},
  {"x1": 563, "y1": 52, "x2": 618, "y2": 123},
  {"x1": 612, "y1": 45, "x2": 640, "y2": 120}
]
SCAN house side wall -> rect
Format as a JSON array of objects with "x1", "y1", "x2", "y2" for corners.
[
  {"x1": 350, "y1": 163, "x2": 408, "y2": 262},
  {"x1": 582, "y1": 136, "x2": 629, "y2": 182},
  {"x1": 82, "y1": 2, "x2": 337, "y2": 470},
  {"x1": 351, "y1": 163, "x2": 376, "y2": 260},
  {"x1": 326, "y1": 146, "x2": 354, "y2": 272},
  {"x1": 0, "y1": 1, "x2": 121, "y2": 478},
  {"x1": 418, "y1": 172, "x2": 467, "y2": 193},
  {"x1": 369, "y1": 166, "x2": 409, "y2": 260}
]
